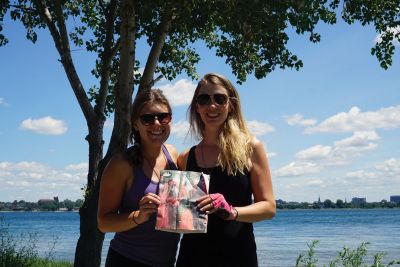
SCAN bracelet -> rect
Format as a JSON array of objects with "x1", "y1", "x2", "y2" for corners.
[
  {"x1": 132, "y1": 210, "x2": 141, "y2": 225},
  {"x1": 233, "y1": 207, "x2": 239, "y2": 221}
]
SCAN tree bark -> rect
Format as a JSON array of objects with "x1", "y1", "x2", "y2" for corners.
[
  {"x1": 75, "y1": 1, "x2": 136, "y2": 266},
  {"x1": 107, "y1": 0, "x2": 136, "y2": 155},
  {"x1": 74, "y1": 120, "x2": 106, "y2": 267},
  {"x1": 138, "y1": 11, "x2": 173, "y2": 93}
]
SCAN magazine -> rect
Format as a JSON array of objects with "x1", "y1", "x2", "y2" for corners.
[{"x1": 156, "y1": 170, "x2": 210, "y2": 233}]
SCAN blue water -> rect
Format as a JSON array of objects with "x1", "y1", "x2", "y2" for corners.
[{"x1": 1, "y1": 209, "x2": 399, "y2": 267}]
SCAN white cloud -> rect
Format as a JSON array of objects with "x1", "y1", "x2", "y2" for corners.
[
  {"x1": 0, "y1": 161, "x2": 49, "y2": 172},
  {"x1": 334, "y1": 131, "x2": 380, "y2": 148},
  {"x1": 375, "y1": 26, "x2": 400, "y2": 45},
  {"x1": 375, "y1": 158, "x2": 400, "y2": 177},
  {"x1": 65, "y1": 162, "x2": 88, "y2": 172},
  {"x1": 305, "y1": 106, "x2": 400, "y2": 134},
  {"x1": 171, "y1": 120, "x2": 190, "y2": 138},
  {"x1": 20, "y1": 116, "x2": 67, "y2": 135},
  {"x1": 274, "y1": 161, "x2": 320, "y2": 177},
  {"x1": 134, "y1": 67, "x2": 145, "y2": 76},
  {"x1": 159, "y1": 79, "x2": 197, "y2": 106},
  {"x1": 295, "y1": 145, "x2": 332, "y2": 161},
  {"x1": 267, "y1": 151, "x2": 277, "y2": 158},
  {"x1": 284, "y1": 113, "x2": 317, "y2": 126},
  {"x1": 345, "y1": 170, "x2": 376, "y2": 179},
  {"x1": 345, "y1": 158, "x2": 400, "y2": 182},
  {"x1": 332, "y1": 131, "x2": 379, "y2": 158},
  {"x1": 306, "y1": 179, "x2": 324, "y2": 186},
  {"x1": 275, "y1": 131, "x2": 381, "y2": 178},
  {"x1": 104, "y1": 118, "x2": 114, "y2": 129},
  {"x1": 247, "y1": 120, "x2": 275, "y2": 136},
  {"x1": 0, "y1": 161, "x2": 88, "y2": 201},
  {"x1": 0, "y1": 97, "x2": 9, "y2": 107}
]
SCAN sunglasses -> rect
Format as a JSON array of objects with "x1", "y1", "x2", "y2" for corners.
[
  {"x1": 196, "y1": 93, "x2": 229, "y2": 106},
  {"x1": 139, "y1": 113, "x2": 172, "y2": 126}
]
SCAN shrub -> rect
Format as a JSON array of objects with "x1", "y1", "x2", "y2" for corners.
[
  {"x1": 296, "y1": 240, "x2": 400, "y2": 267},
  {"x1": 0, "y1": 217, "x2": 72, "y2": 267}
]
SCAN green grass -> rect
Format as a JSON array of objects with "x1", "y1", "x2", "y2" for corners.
[
  {"x1": 296, "y1": 240, "x2": 400, "y2": 267},
  {"x1": 0, "y1": 218, "x2": 73, "y2": 267}
]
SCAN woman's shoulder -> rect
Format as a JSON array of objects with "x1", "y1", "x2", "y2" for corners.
[
  {"x1": 106, "y1": 151, "x2": 133, "y2": 172},
  {"x1": 164, "y1": 143, "x2": 179, "y2": 159},
  {"x1": 248, "y1": 136, "x2": 269, "y2": 164},
  {"x1": 177, "y1": 146, "x2": 195, "y2": 170},
  {"x1": 249, "y1": 136, "x2": 263, "y2": 150}
]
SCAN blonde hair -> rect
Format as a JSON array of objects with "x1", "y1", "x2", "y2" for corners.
[{"x1": 188, "y1": 73, "x2": 253, "y2": 175}]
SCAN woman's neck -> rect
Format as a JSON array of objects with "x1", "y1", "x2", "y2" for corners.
[
  {"x1": 141, "y1": 143, "x2": 163, "y2": 160},
  {"x1": 201, "y1": 128, "x2": 220, "y2": 147}
]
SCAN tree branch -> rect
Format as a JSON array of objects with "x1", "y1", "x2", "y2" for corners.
[
  {"x1": 34, "y1": 0, "x2": 62, "y2": 51},
  {"x1": 110, "y1": 38, "x2": 121, "y2": 58},
  {"x1": 52, "y1": 0, "x2": 95, "y2": 122},
  {"x1": 9, "y1": 4, "x2": 35, "y2": 12},
  {"x1": 98, "y1": 0, "x2": 106, "y2": 15},
  {"x1": 105, "y1": 0, "x2": 136, "y2": 157},
  {"x1": 148, "y1": 74, "x2": 164, "y2": 88},
  {"x1": 96, "y1": 0, "x2": 118, "y2": 117},
  {"x1": 138, "y1": 11, "x2": 173, "y2": 92}
]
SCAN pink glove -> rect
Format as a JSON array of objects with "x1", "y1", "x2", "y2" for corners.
[{"x1": 210, "y1": 193, "x2": 237, "y2": 220}]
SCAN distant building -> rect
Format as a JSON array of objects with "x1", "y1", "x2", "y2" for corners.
[
  {"x1": 390, "y1": 195, "x2": 400, "y2": 203},
  {"x1": 312, "y1": 196, "x2": 323, "y2": 208},
  {"x1": 351, "y1": 197, "x2": 366, "y2": 205},
  {"x1": 276, "y1": 199, "x2": 286, "y2": 205},
  {"x1": 38, "y1": 196, "x2": 59, "y2": 205}
]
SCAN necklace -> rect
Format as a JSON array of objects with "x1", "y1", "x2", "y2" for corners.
[
  {"x1": 200, "y1": 142, "x2": 215, "y2": 174},
  {"x1": 143, "y1": 152, "x2": 167, "y2": 181}
]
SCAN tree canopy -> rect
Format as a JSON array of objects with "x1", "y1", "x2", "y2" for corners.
[{"x1": 341, "y1": 0, "x2": 400, "y2": 69}]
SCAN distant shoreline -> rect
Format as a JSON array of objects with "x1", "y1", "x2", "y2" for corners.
[{"x1": 1, "y1": 207, "x2": 399, "y2": 213}]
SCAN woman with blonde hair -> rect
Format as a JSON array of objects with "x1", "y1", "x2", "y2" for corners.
[{"x1": 176, "y1": 73, "x2": 276, "y2": 267}]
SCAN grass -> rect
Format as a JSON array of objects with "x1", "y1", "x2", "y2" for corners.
[
  {"x1": 296, "y1": 240, "x2": 400, "y2": 267},
  {"x1": 0, "y1": 217, "x2": 73, "y2": 267}
]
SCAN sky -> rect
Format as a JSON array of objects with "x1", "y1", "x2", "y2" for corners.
[{"x1": 0, "y1": 15, "x2": 399, "y2": 203}]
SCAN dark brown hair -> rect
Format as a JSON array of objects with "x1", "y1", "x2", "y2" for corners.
[{"x1": 128, "y1": 89, "x2": 172, "y2": 165}]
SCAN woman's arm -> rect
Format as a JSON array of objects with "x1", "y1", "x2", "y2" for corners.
[
  {"x1": 236, "y1": 138, "x2": 276, "y2": 223},
  {"x1": 97, "y1": 154, "x2": 159, "y2": 232}
]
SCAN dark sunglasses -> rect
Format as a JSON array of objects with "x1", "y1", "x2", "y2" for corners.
[
  {"x1": 196, "y1": 93, "x2": 229, "y2": 106},
  {"x1": 139, "y1": 113, "x2": 172, "y2": 126}
]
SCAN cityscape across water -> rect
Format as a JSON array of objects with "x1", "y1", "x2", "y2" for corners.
[
  {"x1": 1, "y1": 209, "x2": 399, "y2": 267},
  {"x1": 1, "y1": 194, "x2": 400, "y2": 211}
]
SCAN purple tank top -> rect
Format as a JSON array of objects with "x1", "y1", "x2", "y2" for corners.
[{"x1": 110, "y1": 145, "x2": 180, "y2": 266}]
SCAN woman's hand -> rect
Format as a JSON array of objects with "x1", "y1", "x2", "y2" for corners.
[
  {"x1": 135, "y1": 193, "x2": 161, "y2": 224},
  {"x1": 197, "y1": 193, "x2": 237, "y2": 220}
]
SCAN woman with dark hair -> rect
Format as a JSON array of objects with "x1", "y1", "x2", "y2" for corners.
[
  {"x1": 98, "y1": 89, "x2": 180, "y2": 267},
  {"x1": 176, "y1": 73, "x2": 276, "y2": 267}
]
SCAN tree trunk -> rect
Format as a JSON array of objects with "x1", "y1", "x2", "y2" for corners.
[
  {"x1": 74, "y1": 186, "x2": 104, "y2": 267},
  {"x1": 74, "y1": 119, "x2": 107, "y2": 267},
  {"x1": 74, "y1": 1, "x2": 136, "y2": 266}
]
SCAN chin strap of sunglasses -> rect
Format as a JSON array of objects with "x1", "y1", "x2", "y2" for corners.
[{"x1": 210, "y1": 193, "x2": 238, "y2": 220}]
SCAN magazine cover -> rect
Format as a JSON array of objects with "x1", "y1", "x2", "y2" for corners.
[{"x1": 156, "y1": 170, "x2": 210, "y2": 233}]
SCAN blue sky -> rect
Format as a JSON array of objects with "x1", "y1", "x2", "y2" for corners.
[{"x1": 1, "y1": 16, "x2": 399, "y2": 203}]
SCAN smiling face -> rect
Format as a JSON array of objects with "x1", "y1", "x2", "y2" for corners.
[
  {"x1": 195, "y1": 82, "x2": 230, "y2": 130},
  {"x1": 134, "y1": 102, "x2": 171, "y2": 146}
]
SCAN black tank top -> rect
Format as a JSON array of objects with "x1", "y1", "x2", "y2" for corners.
[{"x1": 176, "y1": 146, "x2": 258, "y2": 267}]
